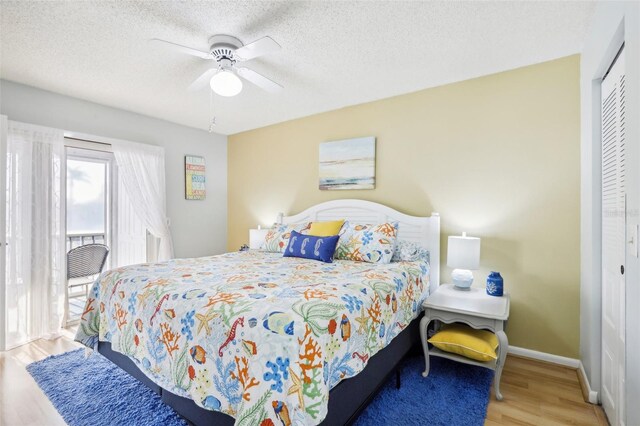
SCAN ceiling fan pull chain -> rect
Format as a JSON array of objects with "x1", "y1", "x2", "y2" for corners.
[{"x1": 208, "y1": 90, "x2": 217, "y2": 132}]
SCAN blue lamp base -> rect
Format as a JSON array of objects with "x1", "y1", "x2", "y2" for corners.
[{"x1": 451, "y1": 269, "x2": 474, "y2": 290}]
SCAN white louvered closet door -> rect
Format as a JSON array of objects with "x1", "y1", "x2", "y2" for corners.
[
  {"x1": 601, "y1": 46, "x2": 626, "y2": 426},
  {"x1": 0, "y1": 116, "x2": 6, "y2": 351}
]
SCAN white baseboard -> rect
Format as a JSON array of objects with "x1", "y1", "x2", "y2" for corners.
[
  {"x1": 508, "y1": 345, "x2": 580, "y2": 368},
  {"x1": 578, "y1": 362, "x2": 600, "y2": 404},
  {"x1": 508, "y1": 345, "x2": 599, "y2": 404}
]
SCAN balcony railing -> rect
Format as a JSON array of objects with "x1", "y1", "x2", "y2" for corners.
[{"x1": 66, "y1": 232, "x2": 105, "y2": 252}]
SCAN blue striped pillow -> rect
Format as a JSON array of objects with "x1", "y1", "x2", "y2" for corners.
[{"x1": 283, "y1": 231, "x2": 340, "y2": 263}]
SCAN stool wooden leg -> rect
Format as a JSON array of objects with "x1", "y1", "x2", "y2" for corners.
[
  {"x1": 420, "y1": 315, "x2": 431, "y2": 377},
  {"x1": 494, "y1": 330, "x2": 508, "y2": 401}
]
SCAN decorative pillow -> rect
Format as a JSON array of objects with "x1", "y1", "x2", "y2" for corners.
[
  {"x1": 262, "y1": 222, "x2": 311, "y2": 253},
  {"x1": 392, "y1": 239, "x2": 430, "y2": 264},
  {"x1": 283, "y1": 231, "x2": 340, "y2": 263},
  {"x1": 427, "y1": 324, "x2": 499, "y2": 362},
  {"x1": 308, "y1": 220, "x2": 345, "y2": 237},
  {"x1": 334, "y1": 221, "x2": 398, "y2": 264}
]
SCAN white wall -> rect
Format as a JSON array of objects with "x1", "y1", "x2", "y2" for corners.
[
  {"x1": 0, "y1": 79, "x2": 228, "y2": 259},
  {"x1": 580, "y1": 2, "x2": 639, "y2": 424}
]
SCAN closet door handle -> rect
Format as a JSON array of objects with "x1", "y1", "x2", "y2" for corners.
[{"x1": 621, "y1": 265, "x2": 625, "y2": 275}]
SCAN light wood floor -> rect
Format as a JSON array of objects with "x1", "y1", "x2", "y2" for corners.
[
  {"x1": 1, "y1": 334, "x2": 607, "y2": 426},
  {"x1": 486, "y1": 355, "x2": 607, "y2": 425},
  {"x1": 0, "y1": 329, "x2": 80, "y2": 426}
]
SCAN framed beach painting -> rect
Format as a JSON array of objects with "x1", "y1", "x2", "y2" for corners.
[
  {"x1": 319, "y1": 137, "x2": 376, "y2": 190},
  {"x1": 185, "y1": 155, "x2": 206, "y2": 200}
]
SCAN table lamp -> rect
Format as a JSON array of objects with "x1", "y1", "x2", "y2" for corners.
[
  {"x1": 249, "y1": 226, "x2": 269, "y2": 250},
  {"x1": 447, "y1": 232, "x2": 481, "y2": 290}
]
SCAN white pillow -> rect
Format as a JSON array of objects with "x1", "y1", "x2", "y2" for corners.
[{"x1": 392, "y1": 239, "x2": 430, "y2": 263}]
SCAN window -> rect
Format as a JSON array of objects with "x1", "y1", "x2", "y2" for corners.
[{"x1": 66, "y1": 157, "x2": 108, "y2": 250}]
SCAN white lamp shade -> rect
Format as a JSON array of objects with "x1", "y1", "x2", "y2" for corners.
[
  {"x1": 210, "y1": 70, "x2": 243, "y2": 97},
  {"x1": 249, "y1": 228, "x2": 269, "y2": 250},
  {"x1": 447, "y1": 234, "x2": 480, "y2": 270}
]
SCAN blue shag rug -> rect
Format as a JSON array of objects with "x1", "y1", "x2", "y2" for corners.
[
  {"x1": 27, "y1": 349, "x2": 186, "y2": 426},
  {"x1": 27, "y1": 350, "x2": 492, "y2": 426},
  {"x1": 355, "y1": 355, "x2": 493, "y2": 426}
]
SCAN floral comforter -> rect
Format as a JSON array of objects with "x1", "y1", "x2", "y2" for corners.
[{"x1": 75, "y1": 251, "x2": 429, "y2": 426}]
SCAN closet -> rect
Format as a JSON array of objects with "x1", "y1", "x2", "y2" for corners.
[{"x1": 601, "y1": 45, "x2": 626, "y2": 426}]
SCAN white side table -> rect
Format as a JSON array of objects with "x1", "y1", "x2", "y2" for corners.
[{"x1": 419, "y1": 283, "x2": 510, "y2": 400}]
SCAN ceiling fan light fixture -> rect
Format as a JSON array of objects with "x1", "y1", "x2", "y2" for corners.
[{"x1": 210, "y1": 70, "x2": 243, "y2": 97}]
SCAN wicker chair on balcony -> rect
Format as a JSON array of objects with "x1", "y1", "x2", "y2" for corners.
[{"x1": 66, "y1": 244, "x2": 109, "y2": 321}]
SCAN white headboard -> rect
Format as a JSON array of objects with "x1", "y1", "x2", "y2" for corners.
[{"x1": 280, "y1": 199, "x2": 440, "y2": 293}]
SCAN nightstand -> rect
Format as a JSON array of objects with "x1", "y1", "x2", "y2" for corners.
[{"x1": 419, "y1": 283, "x2": 510, "y2": 400}]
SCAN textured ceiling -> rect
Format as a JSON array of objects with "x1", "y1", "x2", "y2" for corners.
[{"x1": 0, "y1": 1, "x2": 594, "y2": 135}]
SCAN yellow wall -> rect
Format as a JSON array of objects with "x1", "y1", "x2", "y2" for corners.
[{"x1": 228, "y1": 55, "x2": 581, "y2": 358}]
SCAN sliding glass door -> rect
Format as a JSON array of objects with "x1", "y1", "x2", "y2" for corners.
[
  {"x1": 65, "y1": 147, "x2": 113, "y2": 324},
  {"x1": 63, "y1": 142, "x2": 150, "y2": 325},
  {"x1": 66, "y1": 149, "x2": 111, "y2": 252}
]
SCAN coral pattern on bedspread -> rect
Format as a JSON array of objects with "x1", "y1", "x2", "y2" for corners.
[{"x1": 75, "y1": 251, "x2": 429, "y2": 426}]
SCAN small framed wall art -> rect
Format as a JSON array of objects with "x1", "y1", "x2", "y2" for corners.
[
  {"x1": 185, "y1": 155, "x2": 206, "y2": 200},
  {"x1": 319, "y1": 136, "x2": 376, "y2": 190}
]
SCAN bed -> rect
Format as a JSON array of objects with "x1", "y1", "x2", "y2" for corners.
[{"x1": 76, "y1": 199, "x2": 440, "y2": 425}]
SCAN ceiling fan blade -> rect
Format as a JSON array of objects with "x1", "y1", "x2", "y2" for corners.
[
  {"x1": 236, "y1": 67, "x2": 283, "y2": 93},
  {"x1": 188, "y1": 68, "x2": 219, "y2": 91},
  {"x1": 149, "y1": 38, "x2": 212, "y2": 59},
  {"x1": 234, "y1": 36, "x2": 281, "y2": 61}
]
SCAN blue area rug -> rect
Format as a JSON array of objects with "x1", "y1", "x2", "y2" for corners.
[
  {"x1": 26, "y1": 349, "x2": 186, "y2": 426},
  {"x1": 354, "y1": 355, "x2": 494, "y2": 426},
  {"x1": 27, "y1": 350, "x2": 492, "y2": 426}
]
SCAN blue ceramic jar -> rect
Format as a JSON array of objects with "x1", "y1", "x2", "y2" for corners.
[{"x1": 486, "y1": 272, "x2": 503, "y2": 297}]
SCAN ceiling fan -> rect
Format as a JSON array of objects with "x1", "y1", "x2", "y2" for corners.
[{"x1": 151, "y1": 34, "x2": 283, "y2": 97}]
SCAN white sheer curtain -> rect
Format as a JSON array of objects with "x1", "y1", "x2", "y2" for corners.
[
  {"x1": 112, "y1": 140, "x2": 174, "y2": 261},
  {"x1": 5, "y1": 121, "x2": 65, "y2": 349}
]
